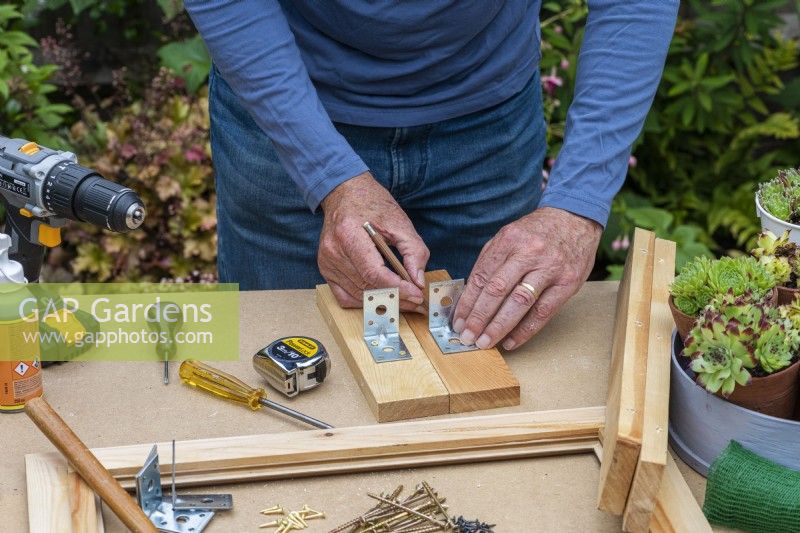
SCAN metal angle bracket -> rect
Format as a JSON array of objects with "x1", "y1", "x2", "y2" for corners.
[
  {"x1": 428, "y1": 279, "x2": 479, "y2": 354},
  {"x1": 135, "y1": 445, "x2": 232, "y2": 533},
  {"x1": 363, "y1": 287, "x2": 412, "y2": 363}
]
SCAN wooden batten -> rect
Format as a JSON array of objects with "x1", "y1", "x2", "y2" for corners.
[
  {"x1": 597, "y1": 228, "x2": 655, "y2": 514},
  {"x1": 622, "y1": 238, "x2": 676, "y2": 532},
  {"x1": 649, "y1": 454, "x2": 712, "y2": 533}
]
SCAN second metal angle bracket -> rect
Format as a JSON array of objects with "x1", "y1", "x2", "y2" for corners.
[{"x1": 428, "y1": 279, "x2": 479, "y2": 354}]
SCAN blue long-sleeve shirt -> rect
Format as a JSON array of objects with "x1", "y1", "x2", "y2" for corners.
[{"x1": 185, "y1": 0, "x2": 678, "y2": 225}]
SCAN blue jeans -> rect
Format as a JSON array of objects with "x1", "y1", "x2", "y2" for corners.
[{"x1": 209, "y1": 67, "x2": 546, "y2": 290}]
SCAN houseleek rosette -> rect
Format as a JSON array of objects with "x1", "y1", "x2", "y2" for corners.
[
  {"x1": 751, "y1": 230, "x2": 800, "y2": 287},
  {"x1": 686, "y1": 319, "x2": 754, "y2": 396},
  {"x1": 755, "y1": 323, "x2": 800, "y2": 373},
  {"x1": 684, "y1": 293, "x2": 800, "y2": 395},
  {"x1": 758, "y1": 168, "x2": 800, "y2": 224}
]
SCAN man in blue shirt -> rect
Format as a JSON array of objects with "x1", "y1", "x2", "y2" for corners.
[{"x1": 186, "y1": 1, "x2": 678, "y2": 351}]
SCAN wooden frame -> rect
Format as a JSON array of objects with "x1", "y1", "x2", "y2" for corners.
[
  {"x1": 25, "y1": 410, "x2": 707, "y2": 533},
  {"x1": 25, "y1": 415, "x2": 707, "y2": 533},
  {"x1": 25, "y1": 229, "x2": 712, "y2": 532}
]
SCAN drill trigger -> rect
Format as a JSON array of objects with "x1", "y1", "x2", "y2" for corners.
[{"x1": 37, "y1": 224, "x2": 61, "y2": 248}]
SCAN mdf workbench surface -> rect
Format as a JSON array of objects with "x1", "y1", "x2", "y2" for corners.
[{"x1": 0, "y1": 282, "x2": 713, "y2": 532}]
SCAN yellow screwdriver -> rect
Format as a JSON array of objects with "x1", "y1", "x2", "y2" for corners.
[{"x1": 179, "y1": 359, "x2": 333, "y2": 429}]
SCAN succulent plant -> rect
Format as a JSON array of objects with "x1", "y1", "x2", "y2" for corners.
[
  {"x1": 671, "y1": 256, "x2": 713, "y2": 315},
  {"x1": 670, "y1": 255, "x2": 776, "y2": 315},
  {"x1": 780, "y1": 299, "x2": 800, "y2": 330},
  {"x1": 756, "y1": 255, "x2": 792, "y2": 285},
  {"x1": 755, "y1": 324, "x2": 799, "y2": 374},
  {"x1": 758, "y1": 168, "x2": 800, "y2": 224},
  {"x1": 750, "y1": 230, "x2": 800, "y2": 288},
  {"x1": 684, "y1": 293, "x2": 800, "y2": 395},
  {"x1": 685, "y1": 319, "x2": 754, "y2": 396}
]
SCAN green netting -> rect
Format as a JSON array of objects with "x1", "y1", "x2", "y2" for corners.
[{"x1": 703, "y1": 441, "x2": 800, "y2": 533}]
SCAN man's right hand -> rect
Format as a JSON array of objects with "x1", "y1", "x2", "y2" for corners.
[{"x1": 319, "y1": 172, "x2": 429, "y2": 312}]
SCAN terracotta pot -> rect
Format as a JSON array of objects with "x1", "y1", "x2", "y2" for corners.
[
  {"x1": 718, "y1": 360, "x2": 800, "y2": 419},
  {"x1": 778, "y1": 285, "x2": 800, "y2": 305},
  {"x1": 765, "y1": 286, "x2": 779, "y2": 307},
  {"x1": 668, "y1": 296, "x2": 697, "y2": 342}
]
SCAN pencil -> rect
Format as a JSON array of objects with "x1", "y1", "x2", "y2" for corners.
[{"x1": 363, "y1": 221, "x2": 428, "y2": 306}]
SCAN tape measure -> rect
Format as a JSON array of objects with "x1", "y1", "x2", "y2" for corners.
[{"x1": 252, "y1": 336, "x2": 330, "y2": 397}]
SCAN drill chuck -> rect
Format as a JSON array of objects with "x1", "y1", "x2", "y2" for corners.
[{"x1": 42, "y1": 162, "x2": 145, "y2": 232}]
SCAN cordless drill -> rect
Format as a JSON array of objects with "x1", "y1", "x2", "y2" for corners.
[
  {"x1": 0, "y1": 136, "x2": 145, "y2": 281},
  {"x1": 0, "y1": 136, "x2": 146, "y2": 368}
]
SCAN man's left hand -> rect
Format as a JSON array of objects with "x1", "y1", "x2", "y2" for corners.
[{"x1": 452, "y1": 207, "x2": 602, "y2": 351}]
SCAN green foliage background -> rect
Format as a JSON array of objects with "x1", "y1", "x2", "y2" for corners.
[{"x1": 1, "y1": 0, "x2": 799, "y2": 281}]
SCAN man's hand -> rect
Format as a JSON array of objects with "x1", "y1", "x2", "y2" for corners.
[
  {"x1": 319, "y1": 172, "x2": 429, "y2": 312},
  {"x1": 452, "y1": 207, "x2": 602, "y2": 350}
]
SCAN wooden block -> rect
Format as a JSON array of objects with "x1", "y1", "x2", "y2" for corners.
[
  {"x1": 26, "y1": 453, "x2": 72, "y2": 533},
  {"x1": 649, "y1": 454, "x2": 712, "y2": 533},
  {"x1": 316, "y1": 283, "x2": 449, "y2": 422},
  {"x1": 623, "y1": 238, "x2": 676, "y2": 532},
  {"x1": 67, "y1": 471, "x2": 104, "y2": 533},
  {"x1": 405, "y1": 270, "x2": 520, "y2": 413},
  {"x1": 597, "y1": 228, "x2": 655, "y2": 514},
  {"x1": 26, "y1": 453, "x2": 104, "y2": 533}
]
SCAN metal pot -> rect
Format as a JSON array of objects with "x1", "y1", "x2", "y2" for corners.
[{"x1": 669, "y1": 331, "x2": 800, "y2": 476}]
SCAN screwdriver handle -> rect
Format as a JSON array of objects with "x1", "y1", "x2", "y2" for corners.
[{"x1": 179, "y1": 359, "x2": 265, "y2": 410}]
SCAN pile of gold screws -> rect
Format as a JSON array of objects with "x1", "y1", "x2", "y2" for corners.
[
  {"x1": 328, "y1": 482, "x2": 460, "y2": 533},
  {"x1": 259, "y1": 504, "x2": 325, "y2": 531}
]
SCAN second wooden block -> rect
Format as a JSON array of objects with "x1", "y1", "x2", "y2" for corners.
[{"x1": 407, "y1": 270, "x2": 520, "y2": 413}]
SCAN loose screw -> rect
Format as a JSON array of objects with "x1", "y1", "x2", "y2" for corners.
[
  {"x1": 299, "y1": 504, "x2": 325, "y2": 519},
  {"x1": 289, "y1": 511, "x2": 308, "y2": 528}
]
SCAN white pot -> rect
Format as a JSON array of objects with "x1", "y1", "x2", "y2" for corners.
[{"x1": 756, "y1": 193, "x2": 800, "y2": 244}]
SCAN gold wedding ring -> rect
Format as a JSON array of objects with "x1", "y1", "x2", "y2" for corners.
[{"x1": 518, "y1": 282, "x2": 538, "y2": 300}]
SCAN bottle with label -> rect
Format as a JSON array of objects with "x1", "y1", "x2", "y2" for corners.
[{"x1": 0, "y1": 234, "x2": 41, "y2": 413}]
